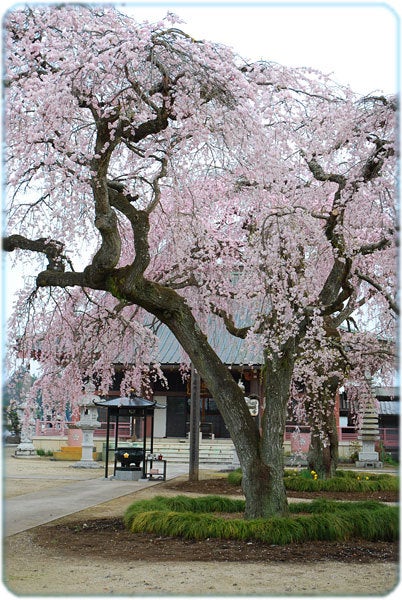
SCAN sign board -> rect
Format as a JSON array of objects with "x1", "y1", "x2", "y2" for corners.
[{"x1": 245, "y1": 397, "x2": 259, "y2": 417}]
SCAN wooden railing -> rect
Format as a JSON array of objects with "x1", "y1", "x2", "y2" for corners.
[
  {"x1": 284, "y1": 425, "x2": 399, "y2": 448},
  {"x1": 34, "y1": 419, "x2": 399, "y2": 448},
  {"x1": 35, "y1": 420, "x2": 131, "y2": 439}
]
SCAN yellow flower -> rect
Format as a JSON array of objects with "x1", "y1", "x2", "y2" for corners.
[{"x1": 365, "y1": 476, "x2": 369, "y2": 480}]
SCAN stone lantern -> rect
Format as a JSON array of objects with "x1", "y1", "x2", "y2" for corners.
[
  {"x1": 14, "y1": 369, "x2": 37, "y2": 458},
  {"x1": 355, "y1": 398, "x2": 383, "y2": 468},
  {"x1": 14, "y1": 406, "x2": 37, "y2": 457},
  {"x1": 72, "y1": 384, "x2": 102, "y2": 469}
]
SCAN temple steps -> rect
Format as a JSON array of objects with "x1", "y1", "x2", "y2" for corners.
[
  {"x1": 104, "y1": 438, "x2": 237, "y2": 465},
  {"x1": 152, "y1": 438, "x2": 236, "y2": 464}
]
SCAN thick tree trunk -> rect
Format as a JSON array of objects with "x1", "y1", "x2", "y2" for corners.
[
  {"x1": 133, "y1": 277, "x2": 296, "y2": 517},
  {"x1": 240, "y1": 458, "x2": 274, "y2": 517},
  {"x1": 307, "y1": 377, "x2": 339, "y2": 479},
  {"x1": 170, "y1": 319, "x2": 277, "y2": 518},
  {"x1": 307, "y1": 413, "x2": 339, "y2": 479},
  {"x1": 134, "y1": 282, "x2": 271, "y2": 517},
  {"x1": 258, "y1": 343, "x2": 296, "y2": 516}
]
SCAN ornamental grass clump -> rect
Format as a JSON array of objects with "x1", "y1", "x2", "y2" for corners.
[
  {"x1": 284, "y1": 471, "x2": 399, "y2": 493},
  {"x1": 228, "y1": 468, "x2": 398, "y2": 493},
  {"x1": 124, "y1": 495, "x2": 398, "y2": 545},
  {"x1": 227, "y1": 469, "x2": 243, "y2": 486}
]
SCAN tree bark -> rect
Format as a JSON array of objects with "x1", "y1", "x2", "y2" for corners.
[
  {"x1": 307, "y1": 377, "x2": 339, "y2": 479},
  {"x1": 307, "y1": 413, "x2": 339, "y2": 479},
  {"x1": 259, "y1": 343, "x2": 296, "y2": 516}
]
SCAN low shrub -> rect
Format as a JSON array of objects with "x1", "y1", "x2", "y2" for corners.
[
  {"x1": 227, "y1": 469, "x2": 242, "y2": 486},
  {"x1": 124, "y1": 495, "x2": 398, "y2": 544},
  {"x1": 35, "y1": 448, "x2": 53, "y2": 456},
  {"x1": 284, "y1": 475, "x2": 398, "y2": 493},
  {"x1": 228, "y1": 468, "x2": 398, "y2": 493}
]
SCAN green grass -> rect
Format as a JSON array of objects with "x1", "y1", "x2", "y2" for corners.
[{"x1": 124, "y1": 495, "x2": 398, "y2": 545}]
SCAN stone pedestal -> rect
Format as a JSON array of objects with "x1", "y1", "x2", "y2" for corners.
[
  {"x1": 14, "y1": 441, "x2": 38, "y2": 458},
  {"x1": 112, "y1": 468, "x2": 142, "y2": 481},
  {"x1": 72, "y1": 426, "x2": 100, "y2": 468},
  {"x1": 355, "y1": 460, "x2": 383, "y2": 468}
]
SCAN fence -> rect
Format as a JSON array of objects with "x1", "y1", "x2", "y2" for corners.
[
  {"x1": 35, "y1": 419, "x2": 399, "y2": 449},
  {"x1": 35, "y1": 420, "x2": 132, "y2": 439},
  {"x1": 284, "y1": 425, "x2": 399, "y2": 449}
]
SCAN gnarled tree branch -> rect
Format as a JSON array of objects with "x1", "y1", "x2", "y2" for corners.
[
  {"x1": 355, "y1": 270, "x2": 399, "y2": 315},
  {"x1": 3, "y1": 234, "x2": 66, "y2": 272}
]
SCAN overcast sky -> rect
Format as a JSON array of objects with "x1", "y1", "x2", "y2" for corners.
[{"x1": 118, "y1": 0, "x2": 399, "y2": 95}]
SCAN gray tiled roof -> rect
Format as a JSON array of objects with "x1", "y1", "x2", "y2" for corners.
[
  {"x1": 374, "y1": 387, "x2": 399, "y2": 398},
  {"x1": 154, "y1": 319, "x2": 262, "y2": 366},
  {"x1": 378, "y1": 401, "x2": 399, "y2": 415}
]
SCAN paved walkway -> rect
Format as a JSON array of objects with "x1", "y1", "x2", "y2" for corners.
[{"x1": 3, "y1": 447, "x2": 229, "y2": 537}]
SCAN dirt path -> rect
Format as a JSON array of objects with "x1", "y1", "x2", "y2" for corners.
[
  {"x1": 4, "y1": 539, "x2": 398, "y2": 597},
  {"x1": 2, "y1": 449, "x2": 400, "y2": 597}
]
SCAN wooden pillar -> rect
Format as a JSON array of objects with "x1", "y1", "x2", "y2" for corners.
[
  {"x1": 142, "y1": 410, "x2": 147, "y2": 479},
  {"x1": 104, "y1": 409, "x2": 110, "y2": 479},
  {"x1": 189, "y1": 363, "x2": 201, "y2": 482},
  {"x1": 113, "y1": 412, "x2": 119, "y2": 476},
  {"x1": 150, "y1": 411, "x2": 154, "y2": 453}
]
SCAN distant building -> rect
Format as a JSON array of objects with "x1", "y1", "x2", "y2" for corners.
[{"x1": 105, "y1": 323, "x2": 399, "y2": 456}]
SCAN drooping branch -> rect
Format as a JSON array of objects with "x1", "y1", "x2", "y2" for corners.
[{"x1": 2, "y1": 234, "x2": 106, "y2": 290}]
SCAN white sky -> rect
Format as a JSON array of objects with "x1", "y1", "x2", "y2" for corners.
[{"x1": 117, "y1": 0, "x2": 399, "y2": 95}]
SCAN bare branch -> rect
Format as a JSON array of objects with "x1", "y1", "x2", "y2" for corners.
[
  {"x1": 355, "y1": 270, "x2": 399, "y2": 315},
  {"x1": 3, "y1": 234, "x2": 66, "y2": 272},
  {"x1": 358, "y1": 238, "x2": 392, "y2": 255},
  {"x1": 209, "y1": 304, "x2": 249, "y2": 339}
]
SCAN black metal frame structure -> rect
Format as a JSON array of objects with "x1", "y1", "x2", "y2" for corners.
[{"x1": 95, "y1": 396, "x2": 165, "y2": 479}]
